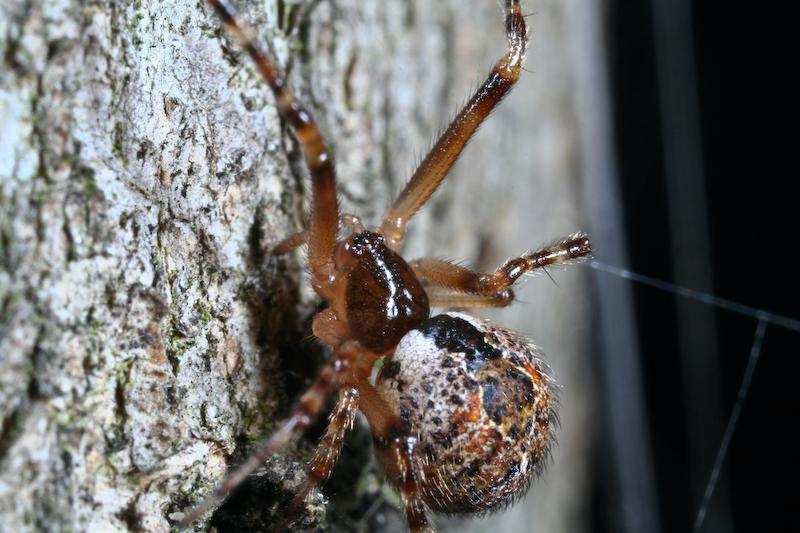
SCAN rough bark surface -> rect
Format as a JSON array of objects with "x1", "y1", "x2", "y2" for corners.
[{"x1": 1, "y1": 1, "x2": 591, "y2": 532}]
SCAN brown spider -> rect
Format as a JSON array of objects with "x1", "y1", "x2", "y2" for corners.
[{"x1": 180, "y1": 0, "x2": 592, "y2": 531}]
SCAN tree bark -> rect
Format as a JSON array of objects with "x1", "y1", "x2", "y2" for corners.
[{"x1": 1, "y1": 1, "x2": 592, "y2": 531}]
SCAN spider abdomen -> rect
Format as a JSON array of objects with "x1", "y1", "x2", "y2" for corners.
[{"x1": 376, "y1": 312, "x2": 557, "y2": 514}]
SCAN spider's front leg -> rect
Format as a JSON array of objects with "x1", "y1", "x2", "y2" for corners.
[
  {"x1": 207, "y1": 0, "x2": 339, "y2": 296},
  {"x1": 378, "y1": 0, "x2": 527, "y2": 250},
  {"x1": 412, "y1": 233, "x2": 592, "y2": 308}
]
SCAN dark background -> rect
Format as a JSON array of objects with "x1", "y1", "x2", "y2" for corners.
[{"x1": 595, "y1": 1, "x2": 798, "y2": 532}]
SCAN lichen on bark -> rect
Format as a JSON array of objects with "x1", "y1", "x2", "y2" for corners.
[{"x1": 1, "y1": 1, "x2": 592, "y2": 532}]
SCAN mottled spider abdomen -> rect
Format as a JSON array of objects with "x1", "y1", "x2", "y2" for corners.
[{"x1": 376, "y1": 312, "x2": 556, "y2": 514}]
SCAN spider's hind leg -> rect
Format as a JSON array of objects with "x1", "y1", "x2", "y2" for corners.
[
  {"x1": 274, "y1": 386, "x2": 360, "y2": 531},
  {"x1": 178, "y1": 341, "x2": 359, "y2": 528},
  {"x1": 357, "y1": 381, "x2": 435, "y2": 532}
]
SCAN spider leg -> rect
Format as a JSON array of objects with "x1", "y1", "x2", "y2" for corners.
[
  {"x1": 357, "y1": 380, "x2": 434, "y2": 532},
  {"x1": 274, "y1": 386, "x2": 360, "y2": 531},
  {"x1": 273, "y1": 214, "x2": 364, "y2": 255},
  {"x1": 311, "y1": 308, "x2": 348, "y2": 348},
  {"x1": 424, "y1": 287, "x2": 515, "y2": 309},
  {"x1": 178, "y1": 342, "x2": 359, "y2": 527},
  {"x1": 273, "y1": 229, "x2": 307, "y2": 255},
  {"x1": 209, "y1": 0, "x2": 338, "y2": 294},
  {"x1": 412, "y1": 233, "x2": 592, "y2": 306},
  {"x1": 378, "y1": 0, "x2": 527, "y2": 250}
]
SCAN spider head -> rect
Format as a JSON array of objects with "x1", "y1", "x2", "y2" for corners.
[
  {"x1": 333, "y1": 231, "x2": 430, "y2": 354},
  {"x1": 340, "y1": 230, "x2": 386, "y2": 257}
]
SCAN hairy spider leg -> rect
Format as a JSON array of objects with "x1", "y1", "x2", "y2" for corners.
[
  {"x1": 272, "y1": 229, "x2": 307, "y2": 255},
  {"x1": 412, "y1": 233, "x2": 592, "y2": 308},
  {"x1": 271, "y1": 350, "x2": 433, "y2": 533},
  {"x1": 272, "y1": 214, "x2": 365, "y2": 255},
  {"x1": 274, "y1": 386, "x2": 360, "y2": 531},
  {"x1": 208, "y1": 0, "x2": 338, "y2": 296},
  {"x1": 378, "y1": 0, "x2": 527, "y2": 250},
  {"x1": 178, "y1": 352, "x2": 347, "y2": 527},
  {"x1": 356, "y1": 378, "x2": 434, "y2": 533},
  {"x1": 423, "y1": 287, "x2": 516, "y2": 309}
]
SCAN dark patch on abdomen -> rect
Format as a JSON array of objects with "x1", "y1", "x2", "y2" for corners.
[
  {"x1": 379, "y1": 360, "x2": 402, "y2": 381},
  {"x1": 417, "y1": 315, "x2": 502, "y2": 371},
  {"x1": 505, "y1": 366, "x2": 535, "y2": 403},
  {"x1": 481, "y1": 376, "x2": 506, "y2": 424}
]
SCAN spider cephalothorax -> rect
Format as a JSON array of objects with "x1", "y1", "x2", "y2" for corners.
[
  {"x1": 180, "y1": 1, "x2": 591, "y2": 531},
  {"x1": 333, "y1": 231, "x2": 430, "y2": 355}
]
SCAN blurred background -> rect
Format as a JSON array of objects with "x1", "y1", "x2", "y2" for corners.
[{"x1": 586, "y1": 1, "x2": 798, "y2": 532}]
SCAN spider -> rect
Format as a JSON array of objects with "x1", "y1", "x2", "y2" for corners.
[{"x1": 180, "y1": 0, "x2": 592, "y2": 531}]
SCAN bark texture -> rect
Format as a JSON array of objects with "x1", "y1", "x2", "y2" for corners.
[{"x1": 1, "y1": 1, "x2": 592, "y2": 531}]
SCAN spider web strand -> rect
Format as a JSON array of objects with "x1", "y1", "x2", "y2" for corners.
[
  {"x1": 589, "y1": 260, "x2": 800, "y2": 332},
  {"x1": 692, "y1": 318, "x2": 767, "y2": 532}
]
